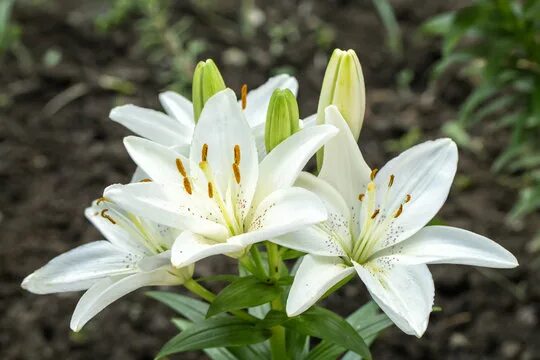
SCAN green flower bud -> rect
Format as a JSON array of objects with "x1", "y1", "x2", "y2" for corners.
[
  {"x1": 192, "y1": 59, "x2": 226, "y2": 122},
  {"x1": 316, "y1": 48, "x2": 366, "y2": 139},
  {"x1": 265, "y1": 88, "x2": 300, "y2": 153}
]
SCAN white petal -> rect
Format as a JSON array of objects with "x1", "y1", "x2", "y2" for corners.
[
  {"x1": 158, "y1": 91, "x2": 195, "y2": 128},
  {"x1": 21, "y1": 241, "x2": 136, "y2": 294},
  {"x1": 319, "y1": 106, "x2": 371, "y2": 210},
  {"x1": 372, "y1": 138, "x2": 458, "y2": 253},
  {"x1": 123, "y1": 136, "x2": 187, "y2": 184},
  {"x1": 253, "y1": 124, "x2": 338, "y2": 205},
  {"x1": 138, "y1": 251, "x2": 173, "y2": 272},
  {"x1": 130, "y1": 166, "x2": 149, "y2": 183},
  {"x1": 84, "y1": 202, "x2": 150, "y2": 256},
  {"x1": 231, "y1": 187, "x2": 327, "y2": 248},
  {"x1": 190, "y1": 89, "x2": 258, "y2": 211},
  {"x1": 104, "y1": 183, "x2": 228, "y2": 240},
  {"x1": 171, "y1": 231, "x2": 243, "y2": 267},
  {"x1": 375, "y1": 226, "x2": 518, "y2": 268},
  {"x1": 286, "y1": 255, "x2": 354, "y2": 316},
  {"x1": 354, "y1": 261, "x2": 434, "y2": 337},
  {"x1": 300, "y1": 113, "x2": 317, "y2": 128},
  {"x1": 110, "y1": 105, "x2": 191, "y2": 147},
  {"x1": 243, "y1": 74, "x2": 299, "y2": 128},
  {"x1": 272, "y1": 172, "x2": 351, "y2": 256},
  {"x1": 70, "y1": 268, "x2": 180, "y2": 331}
]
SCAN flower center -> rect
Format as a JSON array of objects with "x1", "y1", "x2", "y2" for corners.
[{"x1": 351, "y1": 169, "x2": 411, "y2": 263}]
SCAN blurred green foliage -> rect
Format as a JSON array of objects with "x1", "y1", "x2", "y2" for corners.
[
  {"x1": 96, "y1": 0, "x2": 206, "y2": 94},
  {"x1": 423, "y1": 0, "x2": 540, "y2": 230},
  {"x1": 0, "y1": 0, "x2": 20, "y2": 55}
]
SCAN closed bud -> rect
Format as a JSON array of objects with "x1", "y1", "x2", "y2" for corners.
[
  {"x1": 317, "y1": 48, "x2": 365, "y2": 139},
  {"x1": 264, "y1": 89, "x2": 300, "y2": 153},
  {"x1": 192, "y1": 59, "x2": 226, "y2": 122}
]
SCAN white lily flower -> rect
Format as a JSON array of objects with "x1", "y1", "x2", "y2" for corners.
[
  {"x1": 104, "y1": 89, "x2": 337, "y2": 268},
  {"x1": 109, "y1": 74, "x2": 311, "y2": 159},
  {"x1": 21, "y1": 199, "x2": 193, "y2": 332},
  {"x1": 279, "y1": 106, "x2": 518, "y2": 337}
]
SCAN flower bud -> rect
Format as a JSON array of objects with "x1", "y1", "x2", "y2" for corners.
[
  {"x1": 192, "y1": 59, "x2": 226, "y2": 122},
  {"x1": 265, "y1": 88, "x2": 300, "y2": 153},
  {"x1": 316, "y1": 49, "x2": 366, "y2": 139}
]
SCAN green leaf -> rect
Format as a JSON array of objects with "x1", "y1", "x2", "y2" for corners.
[
  {"x1": 156, "y1": 317, "x2": 272, "y2": 359},
  {"x1": 305, "y1": 302, "x2": 392, "y2": 360},
  {"x1": 284, "y1": 307, "x2": 371, "y2": 360},
  {"x1": 147, "y1": 291, "x2": 208, "y2": 322},
  {"x1": 371, "y1": 0, "x2": 402, "y2": 57},
  {"x1": 420, "y1": 12, "x2": 455, "y2": 35},
  {"x1": 207, "y1": 276, "x2": 281, "y2": 318}
]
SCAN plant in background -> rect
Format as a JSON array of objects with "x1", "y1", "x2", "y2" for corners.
[
  {"x1": 0, "y1": 0, "x2": 19, "y2": 55},
  {"x1": 21, "y1": 49, "x2": 518, "y2": 359},
  {"x1": 423, "y1": 0, "x2": 540, "y2": 247}
]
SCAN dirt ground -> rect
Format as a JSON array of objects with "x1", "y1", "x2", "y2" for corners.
[{"x1": 1, "y1": 1, "x2": 539, "y2": 359}]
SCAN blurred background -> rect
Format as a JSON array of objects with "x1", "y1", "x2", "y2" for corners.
[{"x1": 1, "y1": 0, "x2": 539, "y2": 359}]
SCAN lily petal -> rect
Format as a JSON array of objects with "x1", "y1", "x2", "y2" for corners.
[
  {"x1": 319, "y1": 106, "x2": 371, "y2": 211},
  {"x1": 231, "y1": 187, "x2": 327, "y2": 248},
  {"x1": 375, "y1": 226, "x2": 518, "y2": 268},
  {"x1": 158, "y1": 91, "x2": 195, "y2": 128},
  {"x1": 21, "y1": 241, "x2": 137, "y2": 294},
  {"x1": 104, "y1": 183, "x2": 228, "y2": 240},
  {"x1": 301, "y1": 113, "x2": 317, "y2": 128},
  {"x1": 171, "y1": 231, "x2": 244, "y2": 267},
  {"x1": 253, "y1": 124, "x2": 338, "y2": 204},
  {"x1": 124, "y1": 136, "x2": 187, "y2": 184},
  {"x1": 243, "y1": 74, "x2": 299, "y2": 128},
  {"x1": 372, "y1": 138, "x2": 458, "y2": 253},
  {"x1": 70, "y1": 268, "x2": 180, "y2": 331},
  {"x1": 190, "y1": 89, "x2": 258, "y2": 210},
  {"x1": 110, "y1": 105, "x2": 191, "y2": 147},
  {"x1": 354, "y1": 261, "x2": 434, "y2": 337},
  {"x1": 286, "y1": 255, "x2": 354, "y2": 316},
  {"x1": 273, "y1": 172, "x2": 351, "y2": 256}
]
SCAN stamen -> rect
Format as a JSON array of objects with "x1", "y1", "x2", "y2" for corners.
[
  {"x1": 199, "y1": 160, "x2": 208, "y2": 171},
  {"x1": 394, "y1": 204, "x2": 403, "y2": 218},
  {"x1": 241, "y1": 84, "x2": 248, "y2": 110},
  {"x1": 232, "y1": 163, "x2": 241, "y2": 184},
  {"x1": 201, "y1": 144, "x2": 208, "y2": 162},
  {"x1": 96, "y1": 196, "x2": 109, "y2": 205},
  {"x1": 388, "y1": 174, "x2": 395, "y2": 187},
  {"x1": 100, "y1": 209, "x2": 116, "y2": 224},
  {"x1": 367, "y1": 182, "x2": 376, "y2": 192},
  {"x1": 176, "y1": 158, "x2": 187, "y2": 177},
  {"x1": 405, "y1": 194, "x2": 412, "y2": 203},
  {"x1": 358, "y1": 193, "x2": 365, "y2": 201},
  {"x1": 207, "y1": 182, "x2": 214, "y2": 198},
  {"x1": 234, "y1": 144, "x2": 241, "y2": 165},
  {"x1": 371, "y1": 209, "x2": 380, "y2": 219},
  {"x1": 370, "y1": 168, "x2": 379, "y2": 181},
  {"x1": 139, "y1": 178, "x2": 152, "y2": 182},
  {"x1": 183, "y1": 177, "x2": 193, "y2": 195}
]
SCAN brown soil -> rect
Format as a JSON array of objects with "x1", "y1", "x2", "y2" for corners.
[{"x1": 1, "y1": 1, "x2": 538, "y2": 359}]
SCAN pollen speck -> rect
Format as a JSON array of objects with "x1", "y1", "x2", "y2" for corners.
[
  {"x1": 388, "y1": 174, "x2": 395, "y2": 187},
  {"x1": 100, "y1": 209, "x2": 116, "y2": 224},
  {"x1": 394, "y1": 204, "x2": 403, "y2": 218},
  {"x1": 358, "y1": 193, "x2": 365, "y2": 201},
  {"x1": 183, "y1": 177, "x2": 193, "y2": 195},
  {"x1": 207, "y1": 182, "x2": 214, "y2": 198},
  {"x1": 405, "y1": 194, "x2": 412, "y2": 203},
  {"x1": 241, "y1": 84, "x2": 248, "y2": 110},
  {"x1": 232, "y1": 163, "x2": 241, "y2": 184},
  {"x1": 234, "y1": 144, "x2": 241, "y2": 165},
  {"x1": 367, "y1": 182, "x2": 376, "y2": 192},
  {"x1": 202, "y1": 144, "x2": 208, "y2": 162},
  {"x1": 96, "y1": 196, "x2": 110, "y2": 205},
  {"x1": 371, "y1": 209, "x2": 380, "y2": 219},
  {"x1": 176, "y1": 158, "x2": 187, "y2": 177},
  {"x1": 370, "y1": 168, "x2": 379, "y2": 181},
  {"x1": 139, "y1": 178, "x2": 152, "y2": 182}
]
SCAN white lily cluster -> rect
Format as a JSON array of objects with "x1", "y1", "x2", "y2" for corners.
[{"x1": 22, "y1": 50, "x2": 517, "y2": 343}]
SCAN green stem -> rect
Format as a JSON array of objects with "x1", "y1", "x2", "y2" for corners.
[
  {"x1": 250, "y1": 245, "x2": 267, "y2": 278},
  {"x1": 266, "y1": 242, "x2": 288, "y2": 359},
  {"x1": 183, "y1": 279, "x2": 256, "y2": 322}
]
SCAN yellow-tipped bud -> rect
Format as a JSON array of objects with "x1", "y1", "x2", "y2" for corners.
[
  {"x1": 264, "y1": 88, "x2": 300, "y2": 153},
  {"x1": 192, "y1": 59, "x2": 226, "y2": 122}
]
